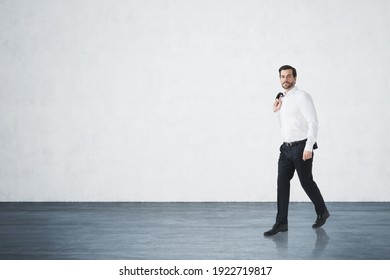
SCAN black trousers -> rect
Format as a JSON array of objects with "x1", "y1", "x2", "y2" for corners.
[{"x1": 276, "y1": 141, "x2": 327, "y2": 224}]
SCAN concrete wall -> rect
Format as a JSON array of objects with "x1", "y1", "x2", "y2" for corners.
[{"x1": 1, "y1": 0, "x2": 389, "y2": 201}]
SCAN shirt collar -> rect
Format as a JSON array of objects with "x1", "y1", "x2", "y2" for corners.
[{"x1": 284, "y1": 86, "x2": 297, "y2": 96}]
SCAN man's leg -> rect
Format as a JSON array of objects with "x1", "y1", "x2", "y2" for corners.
[
  {"x1": 294, "y1": 150, "x2": 327, "y2": 216},
  {"x1": 264, "y1": 144, "x2": 295, "y2": 236},
  {"x1": 293, "y1": 144, "x2": 329, "y2": 228},
  {"x1": 276, "y1": 145, "x2": 295, "y2": 224}
]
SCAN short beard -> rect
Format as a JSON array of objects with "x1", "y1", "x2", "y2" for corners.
[{"x1": 282, "y1": 82, "x2": 295, "y2": 90}]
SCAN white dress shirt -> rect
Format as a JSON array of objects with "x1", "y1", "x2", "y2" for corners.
[{"x1": 275, "y1": 86, "x2": 318, "y2": 152}]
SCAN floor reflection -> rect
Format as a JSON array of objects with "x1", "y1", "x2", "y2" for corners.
[
  {"x1": 268, "y1": 232, "x2": 289, "y2": 258},
  {"x1": 311, "y1": 228, "x2": 330, "y2": 259},
  {"x1": 264, "y1": 228, "x2": 330, "y2": 259}
]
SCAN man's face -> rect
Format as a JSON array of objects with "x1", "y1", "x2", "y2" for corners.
[{"x1": 280, "y1": 69, "x2": 296, "y2": 90}]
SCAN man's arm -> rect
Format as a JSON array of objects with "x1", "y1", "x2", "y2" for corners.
[{"x1": 300, "y1": 93, "x2": 319, "y2": 160}]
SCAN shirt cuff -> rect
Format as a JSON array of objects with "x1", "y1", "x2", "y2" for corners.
[{"x1": 304, "y1": 141, "x2": 315, "y2": 152}]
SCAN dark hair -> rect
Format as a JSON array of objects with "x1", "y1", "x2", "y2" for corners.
[{"x1": 279, "y1": 65, "x2": 297, "y2": 78}]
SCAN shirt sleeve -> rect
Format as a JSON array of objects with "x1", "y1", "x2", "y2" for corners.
[{"x1": 300, "y1": 94, "x2": 318, "y2": 152}]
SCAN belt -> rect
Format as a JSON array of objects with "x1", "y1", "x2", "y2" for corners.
[{"x1": 283, "y1": 139, "x2": 307, "y2": 147}]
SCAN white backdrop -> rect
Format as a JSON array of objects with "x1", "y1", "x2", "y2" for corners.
[{"x1": 1, "y1": 0, "x2": 389, "y2": 201}]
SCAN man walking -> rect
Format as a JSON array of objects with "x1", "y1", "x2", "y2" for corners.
[{"x1": 264, "y1": 65, "x2": 330, "y2": 237}]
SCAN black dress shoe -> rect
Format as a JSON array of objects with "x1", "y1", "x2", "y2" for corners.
[
  {"x1": 312, "y1": 211, "x2": 330, "y2": 228},
  {"x1": 264, "y1": 223, "x2": 288, "y2": 236}
]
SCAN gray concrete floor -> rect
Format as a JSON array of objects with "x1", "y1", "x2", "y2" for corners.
[{"x1": 0, "y1": 202, "x2": 389, "y2": 260}]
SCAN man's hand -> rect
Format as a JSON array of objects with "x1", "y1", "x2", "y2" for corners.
[
  {"x1": 273, "y1": 97, "x2": 282, "y2": 112},
  {"x1": 302, "y1": 150, "x2": 313, "y2": 161}
]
